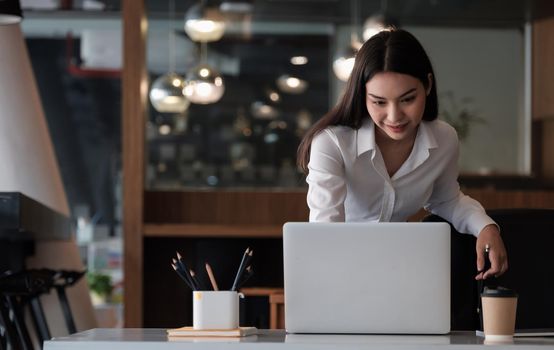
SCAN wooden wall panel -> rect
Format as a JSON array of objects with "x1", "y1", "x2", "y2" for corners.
[
  {"x1": 144, "y1": 191, "x2": 309, "y2": 224},
  {"x1": 532, "y1": 17, "x2": 554, "y2": 120},
  {"x1": 144, "y1": 190, "x2": 554, "y2": 229},
  {"x1": 122, "y1": 0, "x2": 147, "y2": 327},
  {"x1": 464, "y1": 189, "x2": 554, "y2": 208},
  {"x1": 542, "y1": 121, "x2": 554, "y2": 180}
]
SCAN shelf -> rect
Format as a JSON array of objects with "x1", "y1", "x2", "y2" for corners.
[{"x1": 143, "y1": 223, "x2": 283, "y2": 238}]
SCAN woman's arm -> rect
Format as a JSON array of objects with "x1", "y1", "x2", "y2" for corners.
[
  {"x1": 424, "y1": 129, "x2": 494, "y2": 235},
  {"x1": 306, "y1": 130, "x2": 347, "y2": 222},
  {"x1": 424, "y1": 129, "x2": 507, "y2": 278}
]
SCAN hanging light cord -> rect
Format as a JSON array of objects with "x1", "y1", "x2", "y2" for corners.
[
  {"x1": 350, "y1": 0, "x2": 361, "y2": 46},
  {"x1": 200, "y1": 41, "x2": 208, "y2": 64},
  {"x1": 168, "y1": 0, "x2": 176, "y2": 73}
]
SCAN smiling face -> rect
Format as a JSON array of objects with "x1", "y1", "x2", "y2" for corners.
[{"x1": 365, "y1": 72, "x2": 431, "y2": 144}]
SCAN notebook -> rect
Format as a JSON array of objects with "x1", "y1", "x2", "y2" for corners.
[
  {"x1": 166, "y1": 326, "x2": 257, "y2": 337},
  {"x1": 476, "y1": 329, "x2": 554, "y2": 338},
  {"x1": 283, "y1": 222, "x2": 451, "y2": 334}
]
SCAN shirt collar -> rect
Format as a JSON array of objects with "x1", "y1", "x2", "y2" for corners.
[
  {"x1": 356, "y1": 119, "x2": 438, "y2": 157},
  {"x1": 356, "y1": 118, "x2": 376, "y2": 157},
  {"x1": 392, "y1": 121, "x2": 439, "y2": 180},
  {"x1": 417, "y1": 120, "x2": 438, "y2": 150}
]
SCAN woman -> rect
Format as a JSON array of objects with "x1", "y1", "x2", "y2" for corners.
[{"x1": 297, "y1": 29, "x2": 507, "y2": 280}]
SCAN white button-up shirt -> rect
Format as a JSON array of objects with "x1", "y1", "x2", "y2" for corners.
[{"x1": 306, "y1": 118, "x2": 495, "y2": 237}]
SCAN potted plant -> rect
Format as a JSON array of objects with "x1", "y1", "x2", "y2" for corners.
[
  {"x1": 87, "y1": 272, "x2": 113, "y2": 305},
  {"x1": 439, "y1": 91, "x2": 487, "y2": 141}
]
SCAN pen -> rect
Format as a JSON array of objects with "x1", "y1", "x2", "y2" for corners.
[
  {"x1": 478, "y1": 244, "x2": 496, "y2": 331},
  {"x1": 205, "y1": 263, "x2": 219, "y2": 291},
  {"x1": 483, "y1": 244, "x2": 498, "y2": 288}
]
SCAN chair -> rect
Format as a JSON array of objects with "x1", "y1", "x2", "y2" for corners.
[
  {"x1": 424, "y1": 208, "x2": 554, "y2": 330},
  {"x1": 0, "y1": 269, "x2": 86, "y2": 350},
  {"x1": 239, "y1": 287, "x2": 284, "y2": 329},
  {"x1": 269, "y1": 292, "x2": 285, "y2": 329},
  {"x1": 0, "y1": 269, "x2": 55, "y2": 350}
]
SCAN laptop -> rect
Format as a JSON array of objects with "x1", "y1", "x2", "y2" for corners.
[{"x1": 283, "y1": 222, "x2": 451, "y2": 334}]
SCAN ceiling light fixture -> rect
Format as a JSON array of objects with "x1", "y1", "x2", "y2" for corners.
[
  {"x1": 276, "y1": 74, "x2": 308, "y2": 94},
  {"x1": 333, "y1": 0, "x2": 363, "y2": 82},
  {"x1": 149, "y1": 0, "x2": 190, "y2": 113},
  {"x1": 184, "y1": 0, "x2": 226, "y2": 42},
  {"x1": 183, "y1": 42, "x2": 225, "y2": 104},
  {"x1": 290, "y1": 56, "x2": 308, "y2": 65},
  {"x1": 362, "y1": 0, "x2": 397, "y2": 41},
  {"x1": 250, "y1": 101, "x2": 279, "y2": 119},
  {"x1": 0, "y1": 0, "x2": 22, "y2": 25},
  {"x1": 150, "y1": 73, "x2": 189, "y2": 113}
]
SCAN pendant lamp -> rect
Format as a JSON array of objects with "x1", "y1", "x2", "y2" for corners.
[
  {"x1": 276, "y1": 74, "x2": 308, "y2": 94},
  {"x1": 184, "y1": 0, "x2": 226, "y2": 42},
  {"x1": 0, "y1": 0, "x2": 22, "y2": 25},
  {"x1": 362, "y1": 0, "x2": 396, "y2": 41},
  {"x1": 183, "y1": 42, "x2": 225, "y2": 104},
  {"x1": 149, "y1": 0, "x2": 190, "y2": 113},
  {"x1": 333, "y1": 0, "x2": 363, "y2": 82}
]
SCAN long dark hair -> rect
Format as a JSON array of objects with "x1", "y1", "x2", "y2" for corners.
[{"x1": 297, "y1": 29, "x2": 438, "y2": 173}]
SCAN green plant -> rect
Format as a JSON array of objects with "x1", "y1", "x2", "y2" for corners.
[
  {"x1": 439, "y1": 91, "x2": 487, "y2": 141},
  {"x1": 87, "y1": 272, "x2": 113, "y2": 298}
]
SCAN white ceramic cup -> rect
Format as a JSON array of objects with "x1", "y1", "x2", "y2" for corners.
[{"x1": 193, "y1": 291, "x2": 239, "y2": 330}]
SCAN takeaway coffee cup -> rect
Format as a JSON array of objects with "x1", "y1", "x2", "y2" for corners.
[
  {"x1": 193, "y1": 291, "x2": 239, "y2": 330},
  {"x1": 481, "y1": 287, "x2": 518, "y2": 341}
]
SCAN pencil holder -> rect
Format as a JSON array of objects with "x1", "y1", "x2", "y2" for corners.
[{"x1": 193, "y1": 291, "x2": 239, "y2": 330}]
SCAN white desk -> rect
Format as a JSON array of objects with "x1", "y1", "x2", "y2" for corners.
[{"x1": 44, "y1": 329, "x2": 554, "y2": 349}]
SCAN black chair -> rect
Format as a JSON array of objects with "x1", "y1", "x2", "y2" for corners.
[
  {"x1": 0, "y1": 269, "x2": 55, "y2": 350},
  {"x1": 0, "y1": 269, "x2": 86, "y2": 350},
  {"x1": 424, "y1": 208, "x2": 554, "y2": 331}
]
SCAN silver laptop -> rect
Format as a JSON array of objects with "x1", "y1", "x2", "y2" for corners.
[{"x1": 283, "y1": 222, "x2": 451, "y2": 334}]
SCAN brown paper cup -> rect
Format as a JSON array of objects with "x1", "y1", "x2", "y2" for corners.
[{"x1": 481, "y1": 295, "x2": 518, "y2": 341}]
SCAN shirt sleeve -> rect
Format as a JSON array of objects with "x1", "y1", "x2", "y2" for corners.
[
  {"x1": 306, "y1": 129, "x2": 347, "y2": 222},
  {"x1": 424, "y1": 130, "x2": 496, "y2": 237}
]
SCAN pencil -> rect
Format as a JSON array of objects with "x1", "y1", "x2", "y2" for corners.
[
  {"x1": 205, "y1": 263, "x2": 219, "y2": 291},
  {"x1": 245, "y1": 249, "x2": 254, "y2": 267},
  {"x1": 189, "y1": 269, "x2": 202, "y2": 290},
  {"x1": 231, "y1": 247, "x2": 251, "y2": 291},
  {"x1": 171, "y1": 262, "x2": 194, "y2": 290},
  {"x1": 237, "y1": 265, "x2": 253, "y2": 290},
  {"x1": 174, "y1": 254, "x2": 196, "y2": 290}
]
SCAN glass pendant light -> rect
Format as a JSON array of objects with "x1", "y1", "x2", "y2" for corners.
[
  {"x1": 362, "y1": 0, "x2": 396, "y2": 41},
  {"x1": 183, "y1": 42, "x2": 224, "y2": 104},
  {"x1": 251, "y1": 101, "x2": 279, "y2": 119},
  {"x1": 333, "y1": 0, "x2": 362, "y2": 82},
  {"x1": 150, "y1": 73, "x2": 189, "y2": 113},
  {"x1": 332, "y1": 40, "x2": 359, "y2": 82},
  {"x1": 183, "y1": 63, "x2": 225, "y2": 104},
  {"x1": 150, "y1": 0, "x2": 190, "y2": 113},
  {"x1": 276, "y1": 74, "x2": 308, "y2": 94},
  {"x1": 0, "y1": 0, "x2": 22, "y2": 25},
  {"x1": 184, "y1": 0, "x2": 226, "y2": 42}
]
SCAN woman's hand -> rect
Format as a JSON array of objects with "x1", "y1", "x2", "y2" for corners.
[{"x1": 475, "y1": 224, "x2": 508, "y2": 280}]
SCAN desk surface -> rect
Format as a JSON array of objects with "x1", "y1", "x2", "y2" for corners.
[{"x1": 44, "y1": 329, "x2": 554, "y2": 349}]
